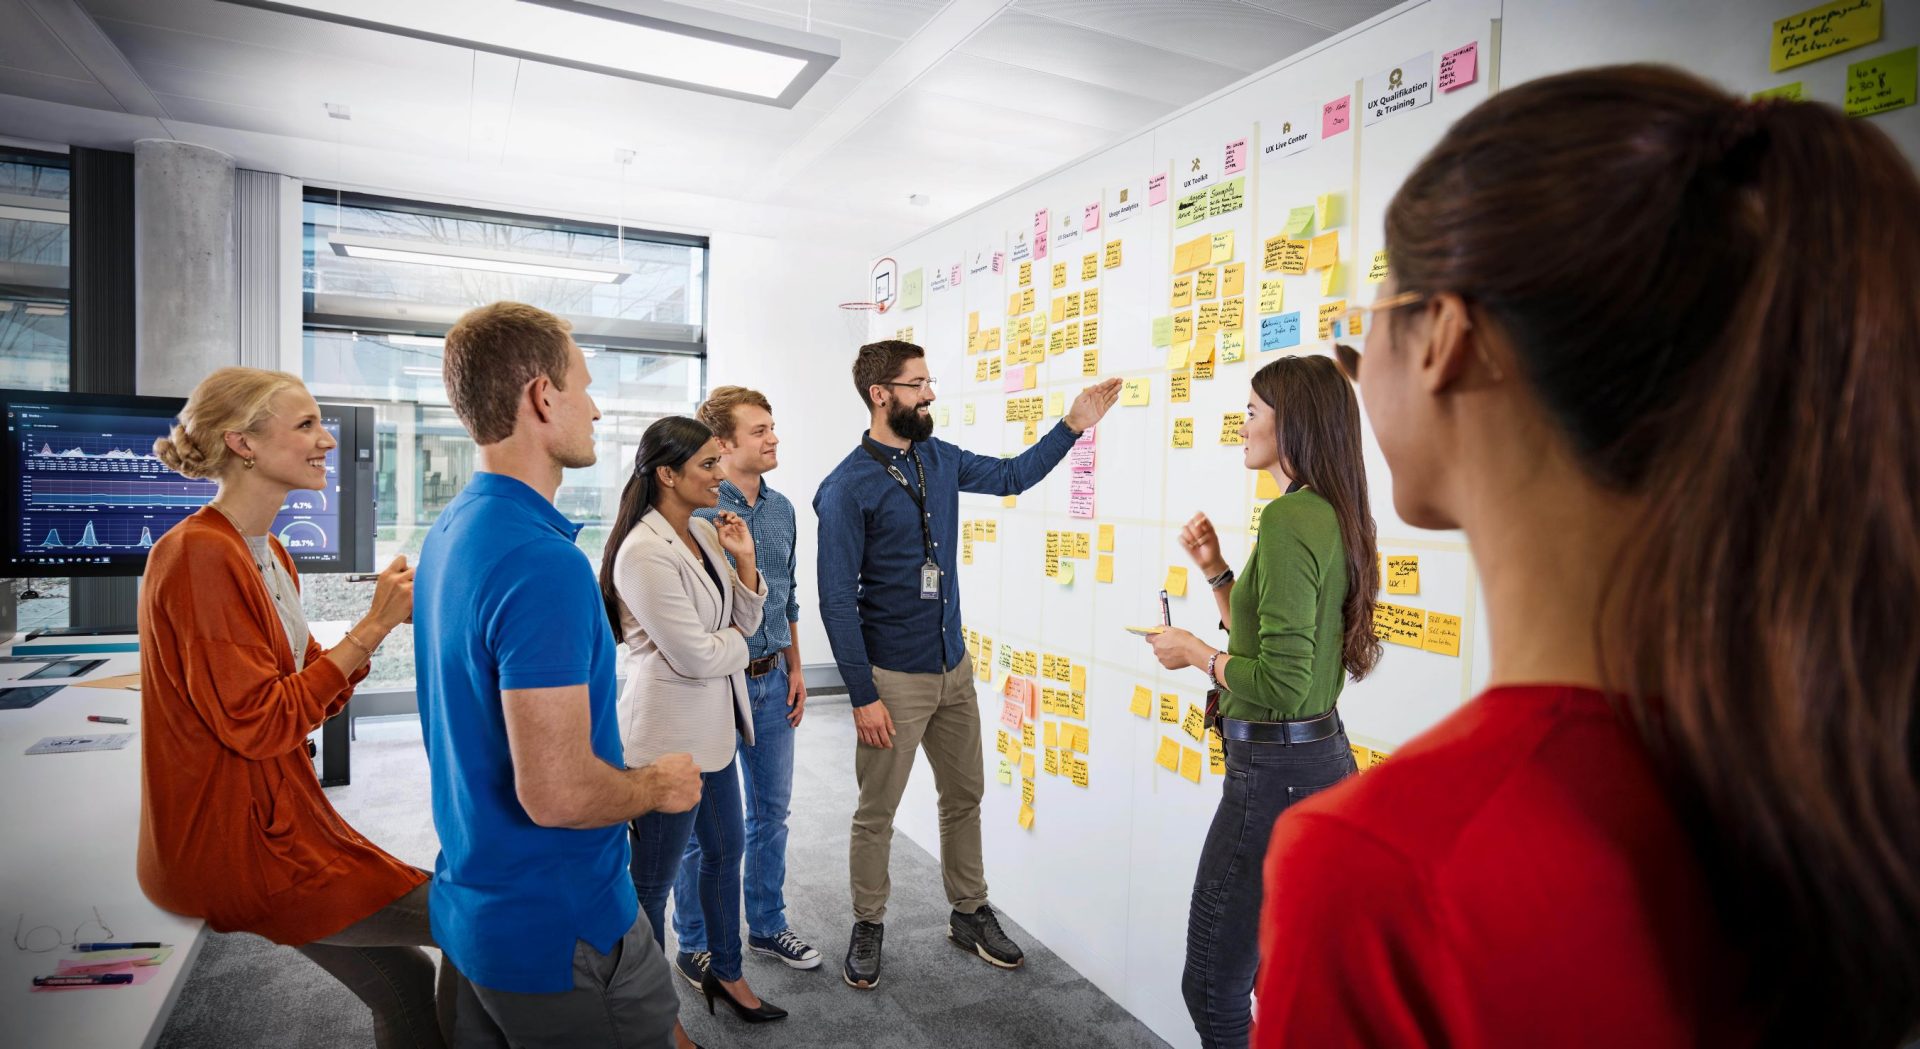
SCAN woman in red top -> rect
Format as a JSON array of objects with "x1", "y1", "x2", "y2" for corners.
[
  {"x1": 139, "y1": 367, "x2": 440, "y2": 1048},
  {"x1": 1254, "y1": 66, "x2": 1920, "y2": 1047}
]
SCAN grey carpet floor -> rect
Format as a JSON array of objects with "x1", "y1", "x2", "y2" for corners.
[{"x1": 156, "y1": 701, "x2": 1170, "y2": 1049}]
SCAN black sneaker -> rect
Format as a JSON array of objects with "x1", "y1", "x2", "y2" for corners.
[
  {"x1": 843, "y1": 921, "x2": 883, "y2": 989},
  {"x1": 949, "y1": 905, "x2": 1024, "y2": 969},
  {"x1": 749, "y1": 929, "x2": 822, "y2": 970},
  {"x1": 673, "y1": 949, "x2": 710, "y2": 989}
]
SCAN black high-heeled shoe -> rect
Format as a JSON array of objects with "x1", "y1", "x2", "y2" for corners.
[{"x1": 700, "y1": 967, "x2": 789, "y2": 1023}]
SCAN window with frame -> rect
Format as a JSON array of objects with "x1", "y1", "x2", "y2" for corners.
[{"x1": 299, "y1": 190, "x2": 708, "y2": 689}]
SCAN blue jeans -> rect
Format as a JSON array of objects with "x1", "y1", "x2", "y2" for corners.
[
  {"x1": 629, "y1": 762, "x2": 747, "y2": 980},
  {"x1": 673, "y1": 663, "x2": 796, "y2": 951},
  {"x1": 1182, "y1": 723, "x2": 1356, "y2": 1049}
]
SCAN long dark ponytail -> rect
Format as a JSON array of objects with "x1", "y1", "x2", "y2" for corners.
[
  {"x1": 1250, "y1": 354, "x2": 1381, "y2": 680},
  {"x1": 598, "y1": 415, "x2": 713, "y2": 640},
  {"x1": 1387, "y1": 65, "x2": 1920, "y2": 1044}
]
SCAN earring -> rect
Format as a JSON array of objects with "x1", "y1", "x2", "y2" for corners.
[{"x1": 243, "y1": 458, "x2": 255, "y2": 470}]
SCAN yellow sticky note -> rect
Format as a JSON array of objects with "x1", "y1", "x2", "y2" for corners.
[
  {"x1": 1315, "y1": 192, "x2": 1341, "y2": 230},
  {"x1": 1219, "y1": 412, "x2": 1245, "y2": 445},
  {"x1": 969, "y1": 311, "x2": 981, "y2": 333},
  {"x1": 1070, "y1": 759, "x2": 1089, "y2": 788},
  {"x1": 1222, "y1": 262, "x2": 1244, "y2": 297},
  {"x1": 1105, "y1": 239, "x2": 1122, "y2": 268},
  {"x1": 1772, "y1": 0, "x2": 1881, "y2": 72},
  {"x1": 1192, "y1": 332, "x2": 1216, "y2": 364},
  {"x1": 1159, "y1": 693, "x2": 1178, "y2": 723},
  {"x1": 1083, "y1": 287, "x2": 1100, "y2": 315},
  {"x1": 1171, "y1": 275, "x2": 1193, "y2": 308},
  {"x1": 1171, "y1": 371, "x2": 1191, "y2": 402},
  {"x1": 1052, "y1": 261, "x2": 1067, "y2": 289},
  {"x1": 1155, "y1": 736, "x2": 1181, "y2": 771},
  {"x1": 1172, "y1": 417, "x2": 1194, "y2": 448},
  {"x1": 1055, "y1": 560, "x2": 1074, "y2": 584},
  {"x1": 1319, "y1": 262, "x2": 1341, "y2": 297},
  {"x1": 1210, "y1": 231, "x2": 1234, "y2": 264},
  {"x1": 1385, "y1": 555, "x2": 1419, "y2": 594},
  {"x1": 1209, "y1": 732, "x2": 1226, "y2": 774},
  {"x1": 1022, "y1": 753, "x2": 1036, "y2": 780},
  {"x1": 1423, "y1": 611, "x2": 1462, "y2": 657},
  {"x1": 1195, "y1": 267, "x2": 1217, "y2": 300},
  {"x1": 1316, "y1": 300, "x2": 1347, "y2": 341},
  {"x1": 1196, "y1": 302, "x2": 1219, "y2": 336},
  {"x1": 1165, "y1": 565, "x2": 1188, "y2": 597},
  {"x1": 1280, "y1": 240, "x2": 1309, "y2": 276},
  {"x1": 1018, "y1": 802, "x2": 1034, "y2": 829},
  {"x1": 1130, "y1": 685, "x2": 1152, "y2": 718},
  {"x1": 1070, "y1": 664, "x2": 1086, "y2": 692},
  {"x1": 1018, "y1": 262, "x2": 1032, "y2": 288},
  {"x1": 1221, "y1": 330, "x2": 1246, "y2": 363},
  {"x1": 1021, "y1": 287, "x2": 1035, "y2": 313},
  {"x1": 1096, "y1": 554, "x2": 1114, "y2": 583},
  {"x1": 1368, "y1": 748, "x2": 1389, "y2": 769},
  {"x1": 1082, "y1": 252, "x2": 1099, "y2": 281},
  {"x1": 1121, "y1": 378, "x2": 1150, "y2": 406},
  {"x1": 1047, "y1": 391, "x2": 1065, "y2": 417},
  {"x1": 1023, "y1": 722, "x2": 1036, "y2": 749},
  {"x1": 1166, "y1": 341, "x2": 1190, "y2": 370},
  {"x1": 1220, "y1": 297, "x2": 1243, "y2": 331},
  {"x1": 1349, "y1": 742, "x2": 1373, "y2": 768},
  {"x1": 1098, "y1": 524, "x2": 1115, "y2": 552},
  {"x1": 1256, "y1": 471, "x2": 1283, "y2": 500},
  {"x1": 1373, "y1": 602, "x2": 1427, "y2": 648},
  {"x1": 1006, "y1": 293, "x2": 1021, "y2": 318},
  {"x1": 1051, "y1": 297, "x2": 1066, "y2": 323},
  {"x1": 1043, "y1": 747, "x2": 1059, "y2": 775},
  {"x1": 1308, "y1": 231, "x2": 1339, "y2": 271},
  {"x1": 1367, "y1": 249, "x2": 1390, "y2": 284},
  {"x1": 1180, "y1": 746, "x2": 1203, "y2": 783},
  {"x1": 963, "y1": 403, "x2": 976, "y2": 425},
  {"x1": 1172, "y1": 311, "x2": 1194, "y2": 342},
  {"x1": 1022, "y1": 419, "x2": 1038, "y2": 445},
  {"x1": 1182, "y1": 704, "x2": 1204, "y2": 741}
]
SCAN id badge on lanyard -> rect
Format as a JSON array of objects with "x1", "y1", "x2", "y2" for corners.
[{"x1": 920, "y1": 560, "x2": 941, "y2": 600}]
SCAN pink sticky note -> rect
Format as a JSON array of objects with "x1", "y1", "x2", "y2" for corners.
[
  {"x1": 1068, "y1": 491, "x2": 1095, "y2": 519},
  {"x1": 949, "y1": 263, "x2": 961, "y2": 286},
  {"x1": 1033, "y1": 231, "x2": 1048, "y2": 260},
  {"x1": 1083, "y1": 202, "x2": 1101, "y2": 231},
  {"x1": 1439, "y1": 42, "x2": 1478, "y2": 92},
  {"x1": 1322, "y1": 96, "x2": 1351, "y2": 137},
  {"x1": 33, "y1": 960, "x2": 161, "y2": 992},
  {"x1": 1224, "y1": 138, "x2": 1249, "y2": 175},
  {"x1": 991, "y1": 251, "x2": 1004, "y2": 273},
  {"x1": 1004, "y1": 366, "x2": 1026, "y2": 393},
  {"x1": 1148, "y1": 173, "x2": 1168, "y2": 205},
  {"x1": 1000, "y1": 696, "x2": 1023, "y2": 730},
  {"x1": 1034, "y1": 209, "x2": 1049, "y2": 235}
]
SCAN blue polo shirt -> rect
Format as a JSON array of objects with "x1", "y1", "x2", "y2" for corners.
[{"x1": 413, "y1": 471, "x2": 635, "y2": 994}]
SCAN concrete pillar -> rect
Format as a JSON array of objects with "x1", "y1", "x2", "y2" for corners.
[{"x1": 134, "y1": 139, "x2": 238, "y2": 396}]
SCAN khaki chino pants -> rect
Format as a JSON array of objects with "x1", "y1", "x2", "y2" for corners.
[{"x1": 850, "y1": 661, "x2": 989, "y2": 923}]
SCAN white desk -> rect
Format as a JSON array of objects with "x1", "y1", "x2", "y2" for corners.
[{"x1": 0, "y1": 638, "x2": 206, "y2": 1049}]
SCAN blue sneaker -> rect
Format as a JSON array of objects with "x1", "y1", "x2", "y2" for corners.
[
  {"x1": 749, "y1": 929, "x2": 822, "y2": 970},
  {"x1": 673, "y1": 950, "x2": 710, "y2": 988}
]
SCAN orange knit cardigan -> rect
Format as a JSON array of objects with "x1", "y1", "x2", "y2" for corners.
[{"x1": 136, "y1": 508, "x2": 424, "y2": 945}]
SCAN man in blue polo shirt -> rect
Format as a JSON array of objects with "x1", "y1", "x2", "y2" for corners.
[
  {"x1": 816, "y1": 340, "x2": 1120, "y2": 989},
  {"x1": 416, "y1": 301, "x2": 701, "y2": 1047}
]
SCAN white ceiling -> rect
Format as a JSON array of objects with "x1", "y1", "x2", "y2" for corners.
[{"x1": 0, "y1": 0, "x2": 1397, "y2": 247}]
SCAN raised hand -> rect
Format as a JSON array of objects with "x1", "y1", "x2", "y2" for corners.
[
  {"x1": 1065, "y1": 378, "x2": 1124, "y2": 433},
  {"x1": 367, "y1": 555, "x2": 414, "y2": 629},
  {"x1": 713, "y1": 510, "x2": 755, "y2": 564},
  {"x1": 1179, "y1": 512, "x2": 1228, "y2": 578}
]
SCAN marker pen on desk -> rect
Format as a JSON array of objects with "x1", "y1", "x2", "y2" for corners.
[
  {"x1": 74, "y1": 942, "x2": 164, "y2": 952},
  {"x1": 87, "y1": 715, "x2": 128, "y2": 725},
  {"x1": 33, "y1": 973, "x2": 134, "y2": 986}
]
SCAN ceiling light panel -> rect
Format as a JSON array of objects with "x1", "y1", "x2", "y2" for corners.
[
  {"x1": 327, "y1": 232, "x2": 635, "y2": 284},
  {"x1": 211, "y1": 0, "x2": 839, "y2": 106}
]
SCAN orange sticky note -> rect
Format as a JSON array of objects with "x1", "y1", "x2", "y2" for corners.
[{"x1": 1308, "y1": 230, "x2": 1339, "y2": 270}]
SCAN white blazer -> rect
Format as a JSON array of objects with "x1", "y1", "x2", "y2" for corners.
[{"x1": 613, "y1": 509, "x2": 767, "y2": 772}]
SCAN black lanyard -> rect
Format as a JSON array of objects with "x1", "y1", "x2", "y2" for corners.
[{"x1": 861, "y1": 435, "x2": 936, "y2": 563}]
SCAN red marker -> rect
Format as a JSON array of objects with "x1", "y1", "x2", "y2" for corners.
[{"x1": 87, "y1": 715, "x2": 128, "y2": 724}]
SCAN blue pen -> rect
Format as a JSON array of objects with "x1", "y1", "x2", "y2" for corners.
[{"x1": 73, "y1": 942, "x2": 164, "y2": 952}]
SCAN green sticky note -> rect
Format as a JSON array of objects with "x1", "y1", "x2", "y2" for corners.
[
  {"x1": 1752, "y1": 82, "x2": 1804, "y2": 101},
  {"x1": 1846, "y1": 46, "x2": 1917, "y2": 118},
  {"x1": 1151, "y1": 315, "x2": 1173, "y2": 347},
  {"x1": 899, "y1": 268, "x2": 924, "y2": 310},
  {"x1": 1283, "y1": 205, "x2": 1316, "y2": 239}
]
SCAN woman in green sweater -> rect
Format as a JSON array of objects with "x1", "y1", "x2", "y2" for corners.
[{"x1": 1146, "y1": 353, "x2": 1381, "y2": 1049}]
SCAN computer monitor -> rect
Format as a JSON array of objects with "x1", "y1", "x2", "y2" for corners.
[{"x1": 1, "y1": 388, "x2": 376, "y2": 578}]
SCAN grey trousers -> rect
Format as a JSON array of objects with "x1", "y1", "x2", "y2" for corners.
[
  {"x1": 445, "y1": 914, "x2": 678, "y2": 1049},
  {"x1": 850, "y1": 662, "x2": 989, "y2": 923},
  {"x1": 295, "y1": 878, "x2": 452, "y2": 1049}
]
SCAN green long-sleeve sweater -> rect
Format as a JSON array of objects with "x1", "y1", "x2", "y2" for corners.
[{"x1": 1219, "y1": 488, "x2": 1349, "y2": 721}]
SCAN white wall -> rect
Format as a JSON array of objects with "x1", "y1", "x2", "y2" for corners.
[{"x1": 705, "y1": 233, "x2": 875, "y2": 670}]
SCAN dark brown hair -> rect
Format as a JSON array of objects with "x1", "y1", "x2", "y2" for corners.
[
  {"x1": 598, "y1": 415, "x2": 713, "y2": 640},
  {"x1": 851, "y1": 340, "x2": 923, "y2": 409},
  {"x1": 698, "y1": 385, "x2": 773, "y2": 441},
  {"x1": 443, "y1": 301, "x2": 574, "y2": 445},
  {"x1": 1250, "y1": 355, "x2": 1380, "y2": 680},
  {"x1": 1388, "y1": 65, "x2": 1919, "y2": 1045}
]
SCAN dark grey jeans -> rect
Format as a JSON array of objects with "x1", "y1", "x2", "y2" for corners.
[
  {"x1": 445, "y1": 914, "x2": 678, "y2": 1049},
  {"x1": 295, "y1": 878, "x2": 452, "y2": 1049}
]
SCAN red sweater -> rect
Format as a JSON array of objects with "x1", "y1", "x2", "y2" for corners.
[
  {"x1": 1253, "y1": 685, "x2": 1750, "y2": 1048},
  {"x1": 137, "y1": 509, "x2": 424, "y2": 945}
]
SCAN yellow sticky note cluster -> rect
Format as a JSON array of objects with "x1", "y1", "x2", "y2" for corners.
[
  {"x1": 1384, "y1": 555, "x2": 1420, "y2": 595},
  {"x1": 1371, "y1": 602, "x2": 1460, "y2": 655}
]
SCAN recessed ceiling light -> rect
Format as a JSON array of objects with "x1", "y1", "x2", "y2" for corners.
[
  {"x1": 328, "y1": 232, "x2": 634, "y2": 284},
  {"x1": 324, "y1": 102, "x2": 352, "y2": 120},
  {"x1": 401, "y1": 366, "x2": 444, "y2": 377},
  {"x1": 213, "y1": 0, "x2": 839, "y2": 107}
]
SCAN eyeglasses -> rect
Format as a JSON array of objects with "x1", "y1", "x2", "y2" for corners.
[
  {"x1": 883, "y1": 378, "x2": 938, "y2": 394},
  {"x1": 14, "y1": 906, "x2": 112, "y2": 953},
  {"x1": 1330, "y1": 291, "x2": 1503, "y2": 384}
]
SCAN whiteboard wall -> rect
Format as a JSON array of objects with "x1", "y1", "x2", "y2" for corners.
[{"x1": 864, "y1": 1, "x2": 1920, "y2": 1045}]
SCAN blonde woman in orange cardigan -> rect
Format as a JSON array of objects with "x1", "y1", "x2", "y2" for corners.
[{"x1": 139, "y1": 367, "x2": 442, "y2": 1048}]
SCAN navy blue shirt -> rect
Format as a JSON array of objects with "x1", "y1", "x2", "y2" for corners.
[
  {"x1": 814, "y1": 421, "x2": 1079, "y2": 706},
  {"x1": 413, "y1": 472, "x2": 635, "y2": 993},
  {"x1": 694, "y1": 478, "x2": 799, "y2": 660}
]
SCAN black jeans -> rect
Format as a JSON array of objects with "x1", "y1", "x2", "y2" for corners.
[{"x1": 1182, "y1": 725, "x2": 1356, "y2": 1049}]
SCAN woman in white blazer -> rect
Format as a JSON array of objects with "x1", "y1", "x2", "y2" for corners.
[{"x1": 598, "y1": 416, "x2": 786, "y2": 1024}]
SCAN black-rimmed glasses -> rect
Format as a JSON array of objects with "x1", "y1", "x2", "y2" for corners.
[{"x1": 883, "y1": 378, "x2": 939, "y2": 394}]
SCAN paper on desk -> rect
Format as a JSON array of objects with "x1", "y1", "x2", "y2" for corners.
[
  {"x1": 26, "y1": 733, "x2": 134, "y2": 755},
  {"x1": 72, "y1": 672, "x2": 141, "y2": 691}
]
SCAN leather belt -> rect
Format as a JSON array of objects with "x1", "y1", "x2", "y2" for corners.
[
  {"x1": 1218, "y1": 709, "x2": 1342, "y2": 745},
  {"x1": 746, "y1": 653, "x2": 781, "y2": 678}
]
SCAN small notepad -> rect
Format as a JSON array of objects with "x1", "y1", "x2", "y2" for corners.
[{"x1": 26, "y1": 733, "x2": 133, "y2": 756}]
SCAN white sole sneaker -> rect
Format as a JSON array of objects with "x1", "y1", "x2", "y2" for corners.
[
  {"x1": 948, "y1": 929, "x2": 1025, "y2": 969},
  {"x1": 751, "y1": 942, "x2": 823, "y2": 970}
]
